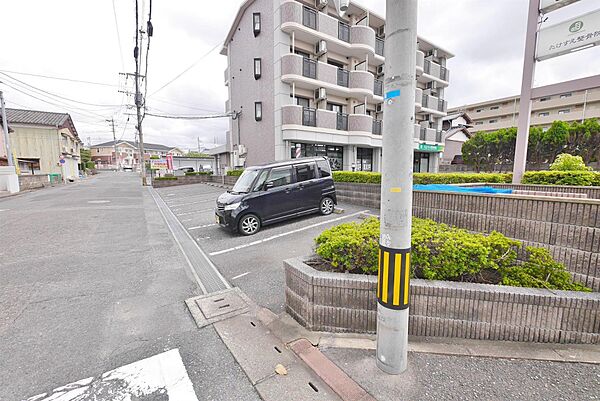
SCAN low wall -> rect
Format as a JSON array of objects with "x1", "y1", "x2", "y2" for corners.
[
  {"x1": 335, "y1": 182, "x2": 600, "y2": 291},
  {"x1": 18, "y1": 174, "x2": 55, "y2": 190},
  {"x1": 285, "y1": 258, "x2": 600, "y2": 344},
  {"x1": 151, "y1": 175, "x2": 238, "y2": 188},
  {"x1": 464, "y1": 182, "x2": 600, "y2": 200}
]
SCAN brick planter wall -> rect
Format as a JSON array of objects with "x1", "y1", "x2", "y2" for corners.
[
  {"x1": 334, "y1": 182, "x2": 600, "y2": 291},
  {"x1": 18, "y1": 174, "x2": 54, "y2": 190},
  {"x1": 285, "y1": 257, "x2": 600, "y2": 344},
  {"x1": 151, "y1": 175, "x2": 239, "y2": 188}
]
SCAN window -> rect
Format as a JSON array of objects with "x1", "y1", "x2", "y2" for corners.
[
  {"x1": 476, "y1": 109, "x2": 483, "y2": 113},
  {"x1": 490, "y1": 106, "x2": 499, "y2": 110},
  {"x1": 294, "y1": 163, "x2": 316, "y2": 182},
  {"x1": 356, "y1": 148, "x2": 373, "y2": 172},
  {"x1": 560, "y1": 93, "x2": 572, "y2": 99},
  {"x1": 558, "y1": 109, "x2": 570, "y2": 115},
  {"x1": 267, "y1": 167, "x2": 293, "y2": 188},
  {"x1": 489, "y1": 119, "x2": 498, "y2": 124},
  {"x1": 302, "y1": 6, "x2": 317, "y2": 30},
  {"x1": 292, "y1": 143, "x2": 343, "y2": 171},
  {"x1": 254, "y1": 58, "x2": 261, "y2": 79},
  {"x1": 294, "y1": 49, "x2": 311, "y2": 58},
  {"x1": 254, "y1": 102, "x2": 262, "y2": 121},
  {"x1": 253, "y1": 13, "x2": 261, "y2": 36},
  {"x1": 316, "y1": 159, "x2": 331, "y2": 177},
  {"x1": 295, "y1": 96, "x2": 310, "y2": 108},
  {"x1": 327, "y1": 103, "x2": 343, "y2": 114},
  {"x1": 539, "y1": 112, "x2": 550, "y2": 117},
  {"x1": 540, "y1": 96, "x2": 551, "y2": 102},
  {"x1": 475, "y1": 121, "x2": 484, "y2": 125},
  {"x1": 252, "y1": 169, "x2": 269, "y2": 191}
]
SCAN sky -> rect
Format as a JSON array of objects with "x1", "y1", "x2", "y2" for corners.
[{"x1": 0, "y1": 0, "x2": 599, "y2": 151}]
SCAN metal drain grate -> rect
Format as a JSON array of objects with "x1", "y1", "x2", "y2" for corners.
[{"x1": 185, "y1": 287, "x2": 251, "y2": 328}]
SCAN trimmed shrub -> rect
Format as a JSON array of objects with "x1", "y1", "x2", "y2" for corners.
[
  {"x1": 522, "y1": 171, "x2": 600, "y2": 186},
  {"x1": 85, "y1": 161, "x2": 96, "y2": 169},
  {"x1": 550, "y1": 153, "x2": 592, "y2": 171},
  {"x1": 331, "y1": 171, "x2": 512, "y2": 185},
  {"x1": 154, "y1": 176, "x2": 178, "y2": 181},
  {"x1": 227, "y1": 169, "x2": 244, "y2": 177},
  {"x1": 315, "y1": 217, "x2": 590, "y2": 291},
  {"x1": 184, "y1": 171, "x2": 213, "y2": 176}
]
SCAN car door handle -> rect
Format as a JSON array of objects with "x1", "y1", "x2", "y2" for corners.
[
  {"x1": 298, "y1": 184, "x2": 305, "y2": 190},
  {"x1": 285, "y1": 188, "x2": 292, "y2": 194}
]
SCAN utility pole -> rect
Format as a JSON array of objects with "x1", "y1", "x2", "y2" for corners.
[
  {"x1": 0, "y1": 91, "x2": 15, "y2": 167},
  {"x1": 134, "y1": 0, "x2": 147, "y2": 185},
  {"x1": 376, "y1": 0, "x2": 418, "y2": 375},
  {"x1": 107, "y1": 118, "x2": 118, "y2": 170}
]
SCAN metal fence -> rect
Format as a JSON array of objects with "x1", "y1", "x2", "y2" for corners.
[{"x1": 302, "y1": 108, "x2": 317, "y2": 127}]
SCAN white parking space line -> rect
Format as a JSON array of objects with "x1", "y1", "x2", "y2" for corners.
[
  {"x1": 231, "y1": 272, "x2": 250, "y2": 280},
  {"x1": 26, "y1": 349, "x2": 198, "y2": 401},
  {"x1": 170, "y1": 199, "x2": 215, "y2": 208},
  {"x1": 209, "y1": 210, "x2": 369, "y2": 256},
  {"x1": 0, "y1": 209, "x2": 9, "y2": 212},
  {"x1": 166, "y1": 193, "x2": 177, "y2": 196},
  {"x1": 188, "y1": 223, "x2": 217, "y2": 230},
  {"x1": 176, "y1": 208, "x2": 214, "y2": 216}
]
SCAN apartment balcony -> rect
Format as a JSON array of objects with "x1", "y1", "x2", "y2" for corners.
[
  {"x1": 415, "y1": 88, "x2": 423, "y2": 109},
  {"x1": 372, "y1": 119, "x2": 382, "y2": 135},
  {"x1": 280, "y1": 1, "x2": 384, "y2": 64},
  {"x1": 533, "y1": 110, "x2": 587, "y2": 125},
  {"x1": 472, "y1": 106, "x2": 516, "y2": 120},
  {"x1": 281, "y1": 53, "x2": 380, "y2": 101},
  {"x1": 413, "y1": 125, "x2": 442, "y2": 143},
  {"x1": 418, "y1": 59, "x2": 450, "y2": 87},
  {"x1": 416, "y1": 51, "x2": 425, "y2": 75},
  {"x1": 421, "y1": 93, "x2": 447, "y2": 115},
  {"x1": 281, "y1": 104, "x2": 382, "y2": 146}
]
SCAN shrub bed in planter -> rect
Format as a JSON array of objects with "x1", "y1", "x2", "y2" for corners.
[
  {"x1": 522, "y1": 171, "x2": 600, "y2": 186},
  {"x1": 332, "y1": 171, "x2": 513, "y2": 185}
]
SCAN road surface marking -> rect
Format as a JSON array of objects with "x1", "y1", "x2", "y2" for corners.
[
  {"x1": 188, "y1": 223, "x2": 216, "y2": 230},
  {"x1": 0, "y1": 209, "x2": 9, "y2": 212},
  {"x1": 171, "y1": 199, "x2": 215, "y2": 208},
  {"x1": 231, "y1": 272, "x2": 250, "y2": 280},
  {"x1": 166, "y1": 193, "x2": 177, "y2": 196},
  {"x1": 87, "y1": 200, "x2": 111, "y2": 204},
  {"x1": 209, "y1": 210, "x2": 369, "y2": 256},
  {"x1": 176, "y1": 208, "x2": 213, "y2": 216},
  {"x1": 26, "y1": 349, "x2": 198, "y2": 401}
]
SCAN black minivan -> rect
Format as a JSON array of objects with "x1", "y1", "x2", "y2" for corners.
[{"x1": 215, "y1": 157, "x2": 337, "y2": 235}]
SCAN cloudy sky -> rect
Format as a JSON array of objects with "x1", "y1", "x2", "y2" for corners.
[{"x1": 1, "y1": 0, "x2": 598, "y2": 151}]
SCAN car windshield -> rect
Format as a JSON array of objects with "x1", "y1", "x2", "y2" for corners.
[{"x1": 231, "y1": 169, "x2": 260, "y2": 193}]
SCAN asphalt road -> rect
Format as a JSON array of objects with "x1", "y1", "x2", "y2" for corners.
[
  {"x1": 0, "y1": 173, "x2": 260, "y2": 401},
  {"x1": 154, "y1": 183, "x2": 369, "y2": 312}
]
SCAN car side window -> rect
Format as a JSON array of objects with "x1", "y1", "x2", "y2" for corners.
[
  {"x1": 294, "y1": 163, "x2": 316, "y2": 182},
  {"x1": 316, "y1": 160, "x2": 331, "y2": 178},
  {"x1": 266, "y1": 167, "x2": 293, "y2": 188},
  {"x1": 252, "y1": 169, "x2": 269, "y2": 191}
]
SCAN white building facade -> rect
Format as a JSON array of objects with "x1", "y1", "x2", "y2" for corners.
[{"x1": 220, "y1": 0, "x2": 453, "y2": 172}]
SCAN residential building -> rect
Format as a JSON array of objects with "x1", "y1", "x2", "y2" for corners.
[
  {"x1": 219, "y1": 0, "x2": 453, "y2": 173},
  {"x1": 4, "y1": 108, "x2": 82, "y2": 180},
  {"x1": 0, "y1": 116, "x2": 19, "y2": 193},
  {"x1": 90, "y1": 140, "x2": 184, "y2": 169},
  {"x1": 440, "y1": 112, "x2": 472, "y2": 164},
  {"x1": 450, "y1": 77, "x2": 600, "y2": 133}
]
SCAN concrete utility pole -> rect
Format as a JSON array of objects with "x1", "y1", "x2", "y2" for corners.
[
  {"x1": 134, "y1": 0, "x2": 147, "y2": 186},
  {"x1": 0, "y1": 91, "x2": 15, "y2": 167},
  {"x1": 376, "y1": 0, "x2": 418, "y2": 375},
  {"x1": 107, "y1": 118, "x2": 118, "y2": 170}
]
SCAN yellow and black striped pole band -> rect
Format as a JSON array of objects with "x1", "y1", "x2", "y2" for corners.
[{"x1": 377, "y1": 246, "x2": 411, "y2": 310}]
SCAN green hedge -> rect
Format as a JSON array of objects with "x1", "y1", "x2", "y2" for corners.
[
  {"x1": 227, "y1": 169, "x2": 244, "y2": 177},
  {"x1": 332, "y1": 171, "x2": 513, "y2": 184},
  {"x1": 184, "y1": 171, "x2": 213, "y2": 176},
  {"x1": 522, "y1": 171, "x2": 600, "y2": 186},
  {"x1": 315, "y1": 218, "x2": 590, "y2": 292},
  {"x1": 154, "y1": 177, "x2": 178, "y2": 181}
]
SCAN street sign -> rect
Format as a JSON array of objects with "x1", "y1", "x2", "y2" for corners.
[
  {"x1": 59, "y1": 159, "x2": 65, "y2": 164},
  {"x1": 536, "y1": 8, "x2": 600, "y2": 61},
  {"x1": 166, "y1": 154, "x2": 174, "y2": 170},
  {"x1": 418, "y1": 143, "x2": 444, "y2": 152},
  {"x1": 540, "y1": 0, "x2": 580, "y2": 13},
  {"x1": 150, "y1": 159, "x2": 168, "y2": 170}
]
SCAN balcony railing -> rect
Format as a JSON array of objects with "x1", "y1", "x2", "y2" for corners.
[
  {"x1": 372, "y1": 119, "x2": 382, "y2": 135},
  {"x1": 337, "y1": 68, "x2": 349, "y2": 87},
  {"x1": 338, "y1": 21, "x2": 350, "y2": 42},
  {"x1": 423, "y1": 59, "x2": 449, "y2": 82},
  {"x1": 422, "y1": 93, "x2": 447, "y2": 113},
  {"x1": 436, "y1": 130, "x2": 443, "y2": 143},
  {"x1": 374, "y1": 79, "x2": 383, "y2": 97},
  {"x1": 438, "y1": 98, "x2": 447, "y2": 113},
  {"x1": 302, "y1": 6, "x2": 317, "y2": 30},
  {"x1": 375, "y1": 38, "x2": 384, "y2": 56},
  {"x1": 302, "y1": 107, "x2": 317, "y2": 127},
  {"x1": 336, "y1": 113, "x2": 348, "y2": 130},
  {"x1": 302, "y1": 58, "x2": 317, "y2": 79},
  {"x1": 440, "y1": 66, "x2": 448, "y2": 81},
  {"x1": 419, "y1": 126, "x2": 427, "y2": 140}
]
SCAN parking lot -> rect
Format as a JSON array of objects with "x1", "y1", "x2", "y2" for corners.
[{"x1": 154, "y1": 183, "x2": 370, "y2": 312}]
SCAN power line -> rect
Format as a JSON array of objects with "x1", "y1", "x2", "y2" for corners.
[
  {"x1": 0, "y1": 69, "x2": 118, "y2": 87},
  {"x1": 112, "y1": 0, "x2": 125, "y2": 70},
  {"x1": 144, "y1": 111, "x2": 233, "y2": 120},
  {"x1": 148, "y1": 42, "x2": 221, "y2": 97}
]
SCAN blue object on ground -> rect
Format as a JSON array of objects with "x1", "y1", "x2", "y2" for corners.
[{"x1": 413, "y1": 184, "x2": 513, "y2": 194}]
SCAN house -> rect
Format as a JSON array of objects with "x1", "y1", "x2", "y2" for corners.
[
  {"x1": 5, "y1": 108, "x2": 82, "y2": 180},
  {"x1": 220, "y1": 0, "x2": 453, "y2": 173},
  {"x1": 0, "y1": 115, "x2": 19, "y2": 193},
  {"x1": 90, "y1": 140, "x2": 184, "y2": 169},
  {"x1": 441, "y1": 112, "x2": 472, "y2": 164}
]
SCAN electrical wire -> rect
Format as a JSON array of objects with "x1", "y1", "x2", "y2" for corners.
[
  {"x1": 112, "y1": 0, "x2": 125, "y2": 71},
  {"x1": 0, "y1": 69, "x2": 118, "y2": 87},
  {"x1": 141, "y1": 0, "x2": 152, "y2": 123},
  {"x1": 144, "y1": 111, "x2": 233, "y2": 120}
]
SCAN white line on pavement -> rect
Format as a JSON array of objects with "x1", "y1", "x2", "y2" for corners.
[
  {"x1": 231, "y1": 271, "x2": 250, "y2": 280},
  {"x1": 209, "y1": 210, "x2": 369, "y2": 256},
  {"x1": 0, "y1": 209, "x2": 9, "y2": 212},
  {"x1": 188, "y1": 223, "x2": 216, "y2": 230},
  {"x1": 170, "y1": 199, "x2": 215, "y2": 208},
  {"x1": 175, "y1": 208, "x2": 213, "y2": 216},
  {"x1": 166, "y1": 193, "x2": 177, "y2": 196}
]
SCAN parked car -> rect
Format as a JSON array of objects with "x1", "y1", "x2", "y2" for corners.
[
  {"x1": 122, "y1": 166, "x2": 133, "y2": 171},
  {"x1": 215, "y1": 157, "x2": 337, "y2": 235},
  {"x1": 451, "y1": 155, "x2": 464, "y2": 165},
  {"x1": 174, "y1": 166, "x2": 195, "y2": 176}
]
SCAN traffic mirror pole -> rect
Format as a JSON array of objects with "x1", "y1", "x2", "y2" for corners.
[{"x1": 376, "y1": 0, "x2": 418, "y2": 375}]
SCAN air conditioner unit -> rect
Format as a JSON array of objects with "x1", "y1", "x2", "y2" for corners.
[
  {"x1": 314, "y1": 87, "x2": 326, "y2": 101},
  {"x1": 376, "y1": 65, "x2": 384, "y2": 76},
  {"x1": 375, "y1": 103, "x2": 383, "y2": 113},
  {"x1": 316, "y1": 0, "x2": 328, "y2": 10},
  {"x1": 238, "y1": 144, "x2": 247, "y2": 156},
  {"x1": 315, "y1": 40, "x2": 327, "y2": 56},
  {"x1": 426, "y1": 48, "x2": 438, "y2": 58}
]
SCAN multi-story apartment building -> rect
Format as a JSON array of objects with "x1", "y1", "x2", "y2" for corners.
[
  {"x1": 219, "y1": 0, "x2": 453, "y2": 173},
  {"x1": 450, "y1": 78, "x2": 600, "y2": 134}
]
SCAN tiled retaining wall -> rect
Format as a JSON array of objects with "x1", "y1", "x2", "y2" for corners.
[
  {"x1": 285, "y1": 258, "x2": 600, "y2": 344},
  {"x1": 467, "y1": 183, "x2": 600, "y2": 200},
  {"x1": 152, "y1": 175, "x2": 238, "y2": 188},
  {"x1": 18, "y1": 174, "x2": 56, "y2": 190},
  {"x1": 335, "y1": 182, "x2": 600, "y2": 291}
]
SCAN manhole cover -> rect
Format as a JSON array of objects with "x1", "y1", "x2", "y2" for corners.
[{"x1": 185, "y1": 287, "x2": 250, "y2": 328}]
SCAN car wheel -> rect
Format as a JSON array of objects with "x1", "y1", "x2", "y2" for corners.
[
  {"x1": 320, "y1": 197, "x2": 335, "y2": 215},
  {"x1": 239, "y1": 214, "x2": 261, "y2": 236}
]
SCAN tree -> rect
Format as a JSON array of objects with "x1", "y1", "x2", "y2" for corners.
[
  {"x1": 462, "y1": 132, "x2": 490, "y2": 173},
  {"x1": 80, "y1": 148, "x2": 92, "y2": 164},
  {"x1": 549, "y1": 153, "x2": 591, "y2": 171},
  {"x1": 185, "y1": 151, "x2": 211, "y2": 158}
]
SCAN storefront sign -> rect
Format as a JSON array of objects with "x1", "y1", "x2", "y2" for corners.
[
  {"x1": 536, "y1": 8, "x2": 600, "y2": 61},
  {"x1": 418, "y1": 143, "x2": 444, "y2": 152},
  {"x1": 150, "y1": 159, "x2": 168, "y2": 170},
  {"x1": 540, "y1": 0, "x2": 580, "y2": 13}
]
